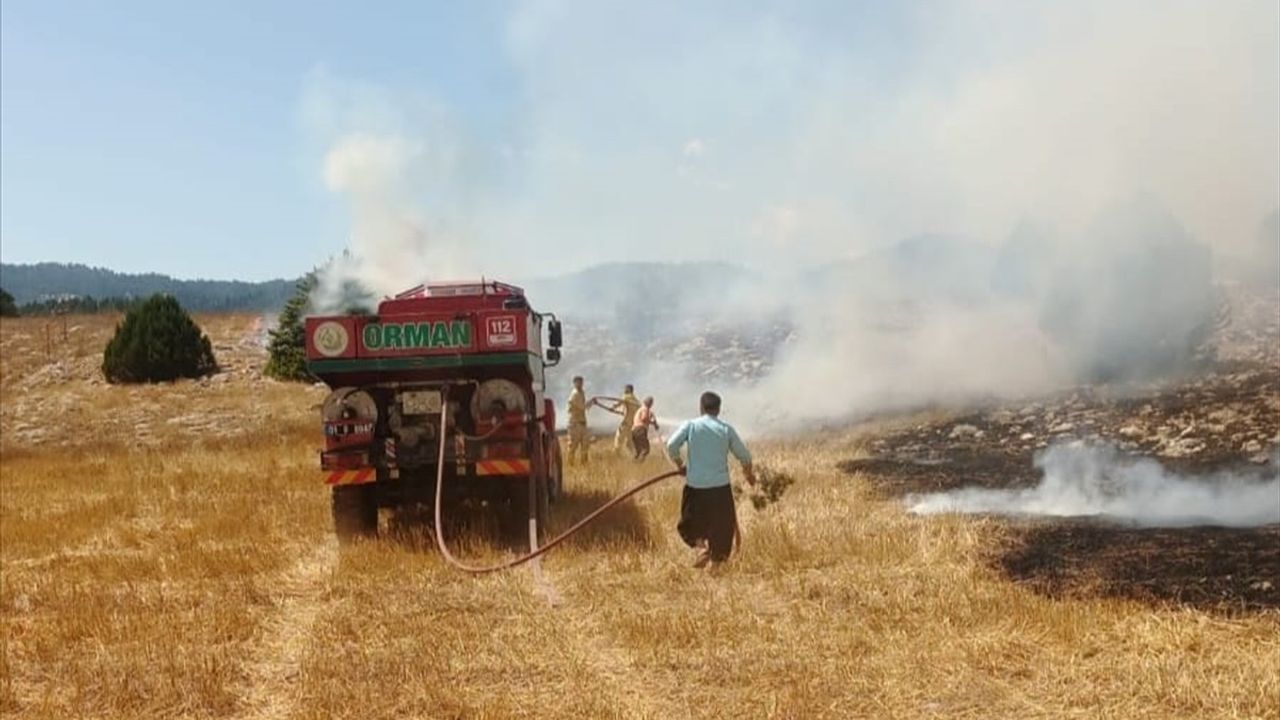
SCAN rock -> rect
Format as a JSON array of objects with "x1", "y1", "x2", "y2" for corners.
[
  {"x1": 949, "y1": 424, "x2": 981, "y2": 439},
  {"x1": 1118, "y1": 425, "x2": 1144, "y2": 439},
  {"x1": 1207, "y1": 408, "x2": 1238, "y2": 424},
  {"x1": 1049, "y1": 422, "x2": 1075, "y2": 434},
  {"x1": 1242, "y1": 439, "x2": 1264, "y2": 454},
  {"x1": 1162, "y1": 437, "x2": 1205, "y2": 458}
]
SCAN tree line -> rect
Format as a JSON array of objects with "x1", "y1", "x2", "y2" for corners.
[
  {"x1": 1, "y1": 292, "x2": 146, "y2": 316},
  {"x1": 0, "y1": 262, "x2": 296, "y2": 311}
]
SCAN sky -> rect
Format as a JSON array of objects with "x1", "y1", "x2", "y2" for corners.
[
  {"x1": 1, "y1": 1, "x2": 517, "y2": 280},
  {"x1": 2, "y1": 1, "x2": 1277, "y2": 283}
]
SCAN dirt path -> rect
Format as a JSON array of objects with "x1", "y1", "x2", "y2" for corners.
[
  {"x1": 235, "y1": 538, "x2": 338, "y2": 720},
  {"x1": 554, "y1": 589, "x2": 677, "y2": 720},
  {"x1": 537, "y1": 516, "x2": 695, "y2": 720},
  {"x1": 243, "y1": 315, "x2": 268, "y2": 349}
]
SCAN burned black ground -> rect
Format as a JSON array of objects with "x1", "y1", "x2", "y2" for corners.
[
  {"x1": 842, "y1": 362, "x2": 1280, "y2": 614},
  {"x1": 998, "y1": 521, "x2": 1279, "y2": 613}
]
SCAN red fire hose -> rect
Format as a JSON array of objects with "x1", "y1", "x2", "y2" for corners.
[{"x1": 431, "y1": 396, "x2": 683, "y2": 575}]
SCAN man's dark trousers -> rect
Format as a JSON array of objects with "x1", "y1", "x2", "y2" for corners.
[{"x1": 677, "y1": 484, "x2": 736, "y2": 562}]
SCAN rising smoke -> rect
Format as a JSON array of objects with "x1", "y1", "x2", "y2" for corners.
[
  {"x1": 303, "y1": 1, "x2": 1279, "y2": 430},
  {"x1": 908, "y1": 442, "x2": 1280, "y2": 528}
]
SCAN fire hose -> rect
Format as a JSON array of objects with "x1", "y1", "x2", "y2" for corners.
[
  {"x1": 589, "y1": 395, "x2": 623, "y2": 413},
  {"x1": 431, "y1": 393, "x2": 683, "y2": 575}
]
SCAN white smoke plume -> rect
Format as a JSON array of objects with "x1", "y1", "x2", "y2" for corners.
[
  {"x1": 302, "y1": 75, "x2": 481, "y2": 313},
  {"x1": 908, "y1": 443, "x2": 1280, "y2": 528},
  {"x1": 301, "y1": 2, "x2": 1279, "y2": 430}
]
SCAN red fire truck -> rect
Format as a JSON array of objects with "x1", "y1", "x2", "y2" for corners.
[{"x1": 304, "y1": 280, "x2": 564, "y2": 543}]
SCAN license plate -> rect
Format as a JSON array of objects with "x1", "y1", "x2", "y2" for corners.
[{"x1": 401, "y1": 390, "x2": 443, "y2": 415}]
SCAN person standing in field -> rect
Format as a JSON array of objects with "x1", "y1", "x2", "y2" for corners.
[
  {"x1": 666, "y1": 391, "x2": 754, "y2": 569},
  {"x1": 607, "y1": 384, "x2": 642, "y2": 455},
  {"x1": 566, "y1": 376, "x2": 592, "y2": 465},
  {"x1": 630, "y1": 396, "x2": 659, "y2": 460}
]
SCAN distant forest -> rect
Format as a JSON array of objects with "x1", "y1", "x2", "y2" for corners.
[{"x1": 0, "y1": 262, "x2": 298, "y2": 313}]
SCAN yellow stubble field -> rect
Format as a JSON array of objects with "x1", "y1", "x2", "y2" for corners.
[{"x1": 1, "y1": 313, "x2": 1277, "y2": 719}]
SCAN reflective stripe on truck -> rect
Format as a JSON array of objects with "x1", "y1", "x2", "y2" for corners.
[
  {"x1": 326, "y1": 468, "x2": 376, "y2": 485},
  {"x1": 475, "y1": 459, "x2": 532, "y2": 476}
]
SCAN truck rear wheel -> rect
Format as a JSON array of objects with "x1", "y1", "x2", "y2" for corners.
[{"x1": 332, "y1": 484, "x2": 377, "y2": 543}]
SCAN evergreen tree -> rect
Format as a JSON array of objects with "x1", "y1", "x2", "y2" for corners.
[
  {"x1": 264, "y1": 272, "x2": 317, "y2": 382},
  {"x1": 102, "y1": 294, "x2": 218, "y2": 383},
  {"x1": 0, "y1": 288, "x2": 17, "y2": 317}
]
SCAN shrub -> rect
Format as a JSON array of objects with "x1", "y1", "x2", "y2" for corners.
[
  {"x1": 734, "y1": 464, "x2": 796, "y2": 510},
  {"x1": 102, "y1": 294, "x2": 218, "y2": 383},
  {"x1": 264, "y1": 273, "x2": 316, "y2": 382}
]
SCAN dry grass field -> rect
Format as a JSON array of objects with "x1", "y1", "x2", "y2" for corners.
[{"x1": 2, "y1": 313, "x2": 1277, "y2": 719}]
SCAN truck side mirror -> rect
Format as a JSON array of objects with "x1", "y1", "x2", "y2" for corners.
[
  {"x1": 548, "y1": 319, "x2": 563, "y2": 348},
  {"x1": 546, "y1": 348, "x2": 561, "y2": 365}
]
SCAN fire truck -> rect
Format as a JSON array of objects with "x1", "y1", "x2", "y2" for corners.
[{"x1": 304, "y1": 280, "x2": 564, "y2": 543}]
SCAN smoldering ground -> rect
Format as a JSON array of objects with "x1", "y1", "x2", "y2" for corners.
[{"x1": 908, "y1": 442, "x2": 1280, "y2": 529}]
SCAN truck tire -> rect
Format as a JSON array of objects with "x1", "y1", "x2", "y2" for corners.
[{"x1": 332, "y1": 484, "x2": 377, "y2": 543}]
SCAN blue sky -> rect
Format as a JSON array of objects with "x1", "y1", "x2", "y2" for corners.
[
  {"x1": 2, "y1": 1, "x2": 1276, "y2": 284},
  {"x1": 1, "y1": 1, "x2": 518, "y2": 280}
]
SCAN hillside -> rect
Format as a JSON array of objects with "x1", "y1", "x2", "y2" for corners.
[{"x1": 0, "y1": 262, "x2": 297, "y2": 311}]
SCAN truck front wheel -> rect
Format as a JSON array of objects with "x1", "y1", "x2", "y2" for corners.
[{"x1": 332, "y1": 484, "x2": 378, "y2": 543}]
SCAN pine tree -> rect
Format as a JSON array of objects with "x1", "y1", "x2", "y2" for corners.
[
  {"x1": 264, "y1": 272, "x2": 317, "y2": 382},
  {"x1": 0, "y1": 288, "x2": 17, "y2": 317},
  {"x1": 102, "y1": 294, "x2": 218, "y2": 383}
]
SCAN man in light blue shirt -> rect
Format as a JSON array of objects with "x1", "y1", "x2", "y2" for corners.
[{"x1": 666, "y1": 391, "x2": 755, "y2": 568}]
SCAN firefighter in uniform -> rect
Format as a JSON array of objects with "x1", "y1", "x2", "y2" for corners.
[
  {"x1": 610, "y1": 384, "x2": 642, "y2": 454},
  {"x1": 566, "y1": 376, "x2": 591, "y2": 464}
]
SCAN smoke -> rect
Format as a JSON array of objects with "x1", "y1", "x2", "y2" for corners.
[
  {"x1": 311, "y1": 135, "x2": 426, "y2": 312},
  {"x1": 302, "y1": 2, "x2": 1279, "y2": 429},
  {"x1": 908, "y1": 443, "x2": 1280, "y2": 528},
  {"x1": 303, "y1": 76, "x2": 482, "y2": 313}
]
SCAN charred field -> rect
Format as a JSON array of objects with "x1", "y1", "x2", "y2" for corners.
[
  {"x1": 839, "y1": 359, "x2": 1280, "y2": 614},
  {"x1": 1, "y1": 311, "x2": 1278, "y2": 719}
]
